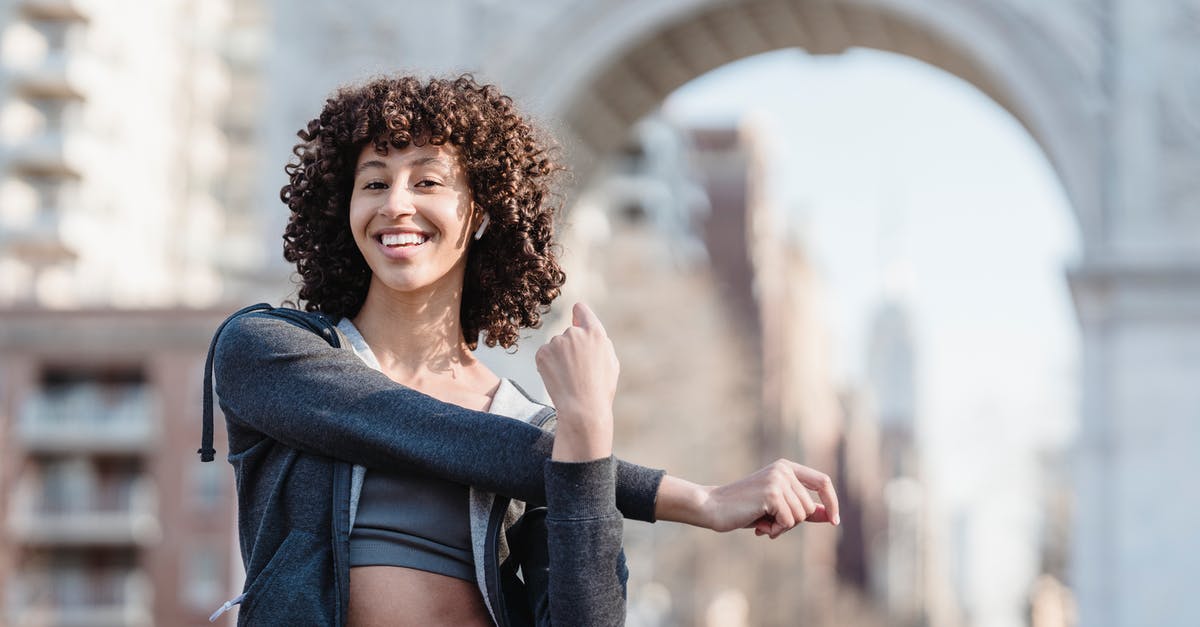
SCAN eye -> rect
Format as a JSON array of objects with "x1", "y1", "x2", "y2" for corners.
[
  {"x1": 415, "y1": 178, "x2": 443, "y2": 188},
  {"x1": 362, "y1": 180, "x2": 388, "y2": 190}
]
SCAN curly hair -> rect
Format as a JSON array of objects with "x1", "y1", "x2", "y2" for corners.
[{"x1": 281, "y1": 74, "x2": 566, "y2": 349}]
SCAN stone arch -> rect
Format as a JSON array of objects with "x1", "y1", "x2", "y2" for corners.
[{"x1": 507, "y1": 0, "x2": 1103, "y2": 244}]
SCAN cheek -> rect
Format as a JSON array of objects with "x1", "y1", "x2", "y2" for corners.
[{"x1": 347, "y1": 197, "x2": 371, "y2": 234}]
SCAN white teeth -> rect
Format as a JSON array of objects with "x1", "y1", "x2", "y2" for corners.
[{"x1": 380, "y1": 232, "x2": 427, "y2": 246}]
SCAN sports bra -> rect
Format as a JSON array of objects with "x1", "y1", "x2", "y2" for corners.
[
  {"x1": 337, "y1": 318, "x2": 490, "y2": 582},
  {"x1": 349, "y1": 465, "x2": 476, "y2": 580}
]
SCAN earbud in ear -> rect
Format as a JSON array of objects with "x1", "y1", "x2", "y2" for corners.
[{"x1": 473, "y1": 213, "x2": 490, "y2": 241}]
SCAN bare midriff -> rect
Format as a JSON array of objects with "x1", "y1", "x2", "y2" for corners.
[{"x1": 348, "y1": 566, "x2": 492, "y2": 627}]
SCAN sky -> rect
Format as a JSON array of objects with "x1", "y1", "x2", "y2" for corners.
[{"x1": 661, "y1": 48, "x2": 1081, "y2": 627}]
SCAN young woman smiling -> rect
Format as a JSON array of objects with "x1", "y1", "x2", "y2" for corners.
[{"x1": 202, "y1": 74, "x2": 840, "y2": 626}]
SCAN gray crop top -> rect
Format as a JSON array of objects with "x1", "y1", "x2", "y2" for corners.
[
  {"x1": 338, "y1": 317, "x2": 524, "y2": 583},
  {"x1": 349, "y1": 467, "x2": 475, "y2": 580}
]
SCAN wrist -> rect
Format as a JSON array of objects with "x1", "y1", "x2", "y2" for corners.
[
  {"x1": 551, "y1": 415, "x2": 613, "y2": 462},
  {"x1": 653, "y1": 475, "x2": 714, "y2": 528}
]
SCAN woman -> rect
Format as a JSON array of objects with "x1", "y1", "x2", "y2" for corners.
[{"x1": 200, "y1": 74, "x2": 839, "y2": 626}]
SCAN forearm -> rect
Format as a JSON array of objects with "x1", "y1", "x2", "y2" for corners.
[
  {"x1": 213, "y1": 312, "x2": 663, "y2": 521},
  {"x1": 543, "y1": 457, "x2": 625, "y2": 626}
]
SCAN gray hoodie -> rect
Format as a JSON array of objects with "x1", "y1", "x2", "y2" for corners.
[{"x1": 200, "y1": 304, "x2": 663, "y2": 625}]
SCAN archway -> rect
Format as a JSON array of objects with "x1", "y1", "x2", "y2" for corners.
[
  {"x1": 519, "y1": 2, "x2": 1100, "y2": 625},
  {"x1": 515, "y1": 0, "x2": 1102, "y2": 244}
]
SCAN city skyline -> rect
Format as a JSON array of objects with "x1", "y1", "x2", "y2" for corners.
[{"x1": 663, "y1": 48, "x2": 1080, "y2": 627}]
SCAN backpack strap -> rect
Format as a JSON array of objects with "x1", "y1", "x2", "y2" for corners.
[{"x1": 198, "y1": 303, "x2": 341, "y2": 462}]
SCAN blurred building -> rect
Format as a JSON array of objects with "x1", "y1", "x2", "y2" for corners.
[
  {"x1": 0, "y1": 308, "x2": 230, "y2": 627},
  {"x1": 0, "y1": 1, "x2": 264, "y2": 625},
  {"x1": 567, "y1": 113, "x2": 941, "y2": 626},
  {"x1": 1027, "y1": 448, "x2": 1077, "y2": 627},
  {"x1": 866, "y1": 299, "x2": 935, "y2": 627}
]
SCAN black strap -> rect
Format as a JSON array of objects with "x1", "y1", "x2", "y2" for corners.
[{"x1": 198, "y1": 303, "x2": 341, "y2": 462}]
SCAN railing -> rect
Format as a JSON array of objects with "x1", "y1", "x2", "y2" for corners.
[
  {"x1": 10, "y1": 49, "x2": 91, "y2": 99},
  {"x1": 20, "y1": 0, "x2": 89, "y2": 22},
  {"x1": 7, "y1": 476, "x2": 161, "y2": 546},
  {"x1": 0, "y1": 209, "x2": 74, "y2": 264},
  {"x1": 5, "y1": 569, "x2": 152, "y2": 627},
  {"x1": 16, "y1": 386, "x2": 157, "y2": 453},
  {"x1": 5, "y1": 127, "x2": 88, "y2": 178}
]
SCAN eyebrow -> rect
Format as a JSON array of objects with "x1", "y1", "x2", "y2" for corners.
[{"x1": 354, "y1": 156, "x2": 455, "y2": 177}]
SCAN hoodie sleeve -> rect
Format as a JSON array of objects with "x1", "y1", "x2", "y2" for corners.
[
  {"x1": 212, "y1": 310, "x2": 664, "y2": 522},
  {"x1": 541, "y1": 456, "x2": 627, "y2": 626}
]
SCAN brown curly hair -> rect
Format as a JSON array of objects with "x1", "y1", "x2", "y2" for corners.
[{"x1": 281, "y1": 74, "x2": 566, "y2": 349}]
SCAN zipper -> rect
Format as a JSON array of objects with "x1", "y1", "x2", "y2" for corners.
[
  {"x1": 484, "y1": 405, "x2": 556, "y2": 627},
  {"x1": 331, "y1": 461, "x2": 352, "y2": 626},
  {"x1": 324, "y1": 317, "x2": 351, "y2": 627},
  {"x1": 485, "y1": 495, "x2": 514, "y2": 627}
]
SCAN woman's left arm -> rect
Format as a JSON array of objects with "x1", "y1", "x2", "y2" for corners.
[
  {"x1": 519, "y1": 457, "x2": 626, "y2": 626},
  {"x1": 526, "y1": 303, "x2": 628, "y2": 625}
]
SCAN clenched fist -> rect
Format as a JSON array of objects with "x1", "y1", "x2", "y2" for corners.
[{"x1": 535, "y1": 303, "x2": 619, "y2": 462}]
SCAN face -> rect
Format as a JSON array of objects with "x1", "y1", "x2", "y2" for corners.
[{"x1": 349, "y1": 142, "x2": 478, "y2": 297}]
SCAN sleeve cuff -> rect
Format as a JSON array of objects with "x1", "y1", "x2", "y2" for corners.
[{"x1": 544, "y1": 456, "x2": 618, "y2": 520}]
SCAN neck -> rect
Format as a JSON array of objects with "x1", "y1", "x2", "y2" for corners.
[{"x1": 350, "y1": 276, "x2": 478, "y2": 379}]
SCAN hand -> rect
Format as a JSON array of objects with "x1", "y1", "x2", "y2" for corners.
[
  {"x1": 535, "y1": 303, "x2": 619, "y2": 462},
  {"x1": 656, "y1": 460, "x2": 840, "y2": 539}
]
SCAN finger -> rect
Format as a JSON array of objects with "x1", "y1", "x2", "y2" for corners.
[
  {"x1": 769, "y1": 493, "x2": 796, "y2": 539},
  {"x1": 794, "y1": 483, "x2": 818, "y2": 521},
  {"x1": 792, "y1": 462, "x2": 840, "y2": 526},
  {"x1": 572, "y1": 302, "x2": 607, "y2": 336},
  {"x1": 778, "y1": 484, "x2": 807, "y2": 537},
  {"x1": 786, "y1": 469, "x2": 817, "y2": 519},
  {"x1": 803, "y1": 503, "x2": 830, "y2": 524}
]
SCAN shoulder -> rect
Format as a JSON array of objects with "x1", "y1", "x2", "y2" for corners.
[
  {"x1": 502, "y1": 378, "x2": 557, "y2": 431},
  {"x1": 214, "y1": 304, "x2": 341, "y2": 360}
]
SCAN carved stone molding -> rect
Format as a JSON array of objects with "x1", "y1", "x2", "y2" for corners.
[
  {"x1": 1159, "y1": 0, "x2": 1200, "y2": 224},
  {"x1": 987, "y1": 0, "x2": 1109, "y2": 104}
]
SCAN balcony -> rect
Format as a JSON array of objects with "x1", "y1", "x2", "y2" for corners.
[
  {"x1": 16, "y1": 386, "x2": 157, "y2": 453},
  {"x1": 5, "y1": 570, "x2": 151, "y2": 627},
  {"x1": 10, "y1": 49, "x2": 90, "y2": 99},
  {"x1": 7, "y1": 476, "x2": 161, "y2": 546},
  {"x1": 20, "y1": 0, "x2": 89, "y2": 22},
  {"x1": 0, "y1": 209, "x2": 75, "y2": 265},
  {"x1": 6, "y1": 128, "x2": 87, "y2": 178}
]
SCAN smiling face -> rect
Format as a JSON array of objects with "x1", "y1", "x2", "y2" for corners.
[{"x1": 349, "y1": 141, "x2": 478, "y2": 298}]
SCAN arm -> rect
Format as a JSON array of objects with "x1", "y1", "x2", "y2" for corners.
[
  {"x1": 527, "y1": 303, "x2": 626, "y2": 625},
  {"x1": 212, "y1": 310, "x2": 663, "y2": 521},
  {"x1": 518, "y1": 457, "x2": 626, "y2": 626}
]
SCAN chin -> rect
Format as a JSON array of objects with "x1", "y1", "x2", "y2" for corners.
[{"x1": 374, "y1": 275, "x2": 432, "y2": 295}]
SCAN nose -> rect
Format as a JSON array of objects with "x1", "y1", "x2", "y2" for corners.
[{"x1": 379, "y1": 186, "x2": 416, "y2": 218}]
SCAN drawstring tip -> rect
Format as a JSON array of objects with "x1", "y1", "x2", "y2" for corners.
[
  {"x1": 198, "y1": 447, "x2": 216, "y2": 462},
  {"x1": 209, "y1": 592, "x2": 244, "y2": 622}
]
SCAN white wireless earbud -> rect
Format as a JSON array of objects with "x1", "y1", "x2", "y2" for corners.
[{"x1": 473, "y1": 213, "x2": 490, "y2": 241}]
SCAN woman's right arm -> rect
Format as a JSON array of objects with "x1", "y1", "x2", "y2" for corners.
[
  {"x1": 213, "y1": 310, "x2": 840, "y2": 534},
  {"x1": 212, "y1": 311, "x2": 663, "y2": 522}
]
